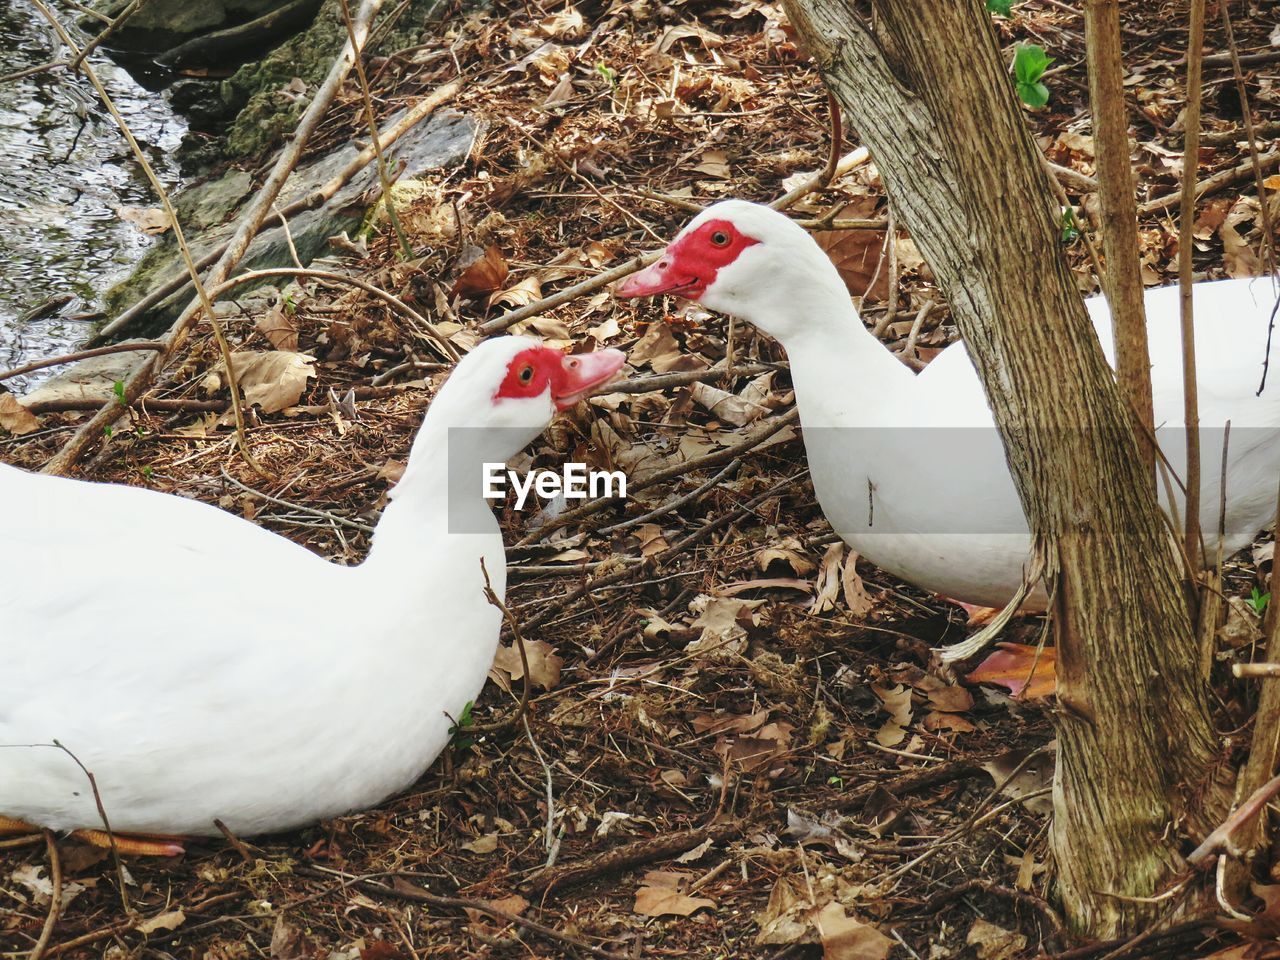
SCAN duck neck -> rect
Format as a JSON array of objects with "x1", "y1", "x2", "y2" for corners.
[
  {"x1": 742, "y1": 268, "x2": 913, "y2": 427},
  {"x1": 362, "y1": 390, "x2": 510, "y2": 573}
]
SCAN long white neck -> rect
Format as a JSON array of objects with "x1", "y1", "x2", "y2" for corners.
[
  {"x1": 724, "y1": 252, "x2": 914, "y2": 428},
  {"x1": 361, "y1": 384, "x2": 512, "y2": 576}
]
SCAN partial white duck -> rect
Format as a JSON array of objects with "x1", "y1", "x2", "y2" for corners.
[
  {"x1": 616, "y1": 199, "x2": 1280, "y2": 610},
  {"x1": 0, "y1": 335, "x2": 625, "y2": 850}
]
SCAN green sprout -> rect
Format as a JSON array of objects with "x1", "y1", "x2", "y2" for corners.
[{"x1": 1013, "y1": 44, "x2": 1053, "y2": 109}]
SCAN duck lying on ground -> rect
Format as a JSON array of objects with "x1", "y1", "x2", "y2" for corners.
[{"x1": 0, "y1": 335, "x2": 626, "y2": 853}]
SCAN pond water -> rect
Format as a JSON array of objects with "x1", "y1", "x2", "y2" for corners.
[{"x1": 0, "y1": 3, "x2": 185, "y2": 394}]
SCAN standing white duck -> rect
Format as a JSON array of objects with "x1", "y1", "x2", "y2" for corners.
[
  {"x1": 616, "y1": 199, "x2": 1280, "y2": 610},
  {"x1": 0, "y1": 335, "x2": 625, "y2": 850}
]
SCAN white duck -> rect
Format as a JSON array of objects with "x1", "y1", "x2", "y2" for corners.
[
  {"x1": 0, "y1": 335, "x2": 625, "y2": 851},
  {"x1": 617, "y1": 199, "x2": 1280, "y2": 611}
]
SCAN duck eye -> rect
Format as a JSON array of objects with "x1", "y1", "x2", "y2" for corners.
[
  {"x1": 518, "y1": 364, "x2": 534, "y2": 384},
  {"x1": 711, "y1": 230, "x2": 730, "y2": 247}
]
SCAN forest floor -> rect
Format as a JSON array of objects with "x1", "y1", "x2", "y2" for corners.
[{"x1": 3, "y1": 0, "x2": 1280, "y2": 957}]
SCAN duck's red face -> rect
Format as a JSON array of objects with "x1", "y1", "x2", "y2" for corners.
[
  {"x1": 495, "y1": 346, "x2": 627, "y2": 410},
  {"x1": 614, "y1": 219, "x2": 759, "y2": 301}
]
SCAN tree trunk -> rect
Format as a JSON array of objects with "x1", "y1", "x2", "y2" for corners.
[
  {"x1": 781, "y1": 0, "x2": 1228, "y2": 938},
  {"x1": 1084, "y1": 0, "x2": 1156, "y2": 478}
]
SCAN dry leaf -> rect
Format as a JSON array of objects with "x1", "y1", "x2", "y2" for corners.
[
  {"x1": 255, "y1": 303, "x2": 299, "y2": 351},
  {"x1": 654, "y1": 23, "x2": 725, "y2": 53},
  {"x1": 967, "y1": 917, "x2": 1028, "y2": 960},
  {"x1": 810, "y1": 542, "x2": 844, "y2": 614},
  {"x1": 0, "y1": 393, "x2": 39, "y2": 435},
  {"x1": 630, "y1": 322, "x2": 682, "y2": 369},
  {"x1": 812, "y1": 901, "x2": 893, "y2": 960},
  {"x1": 872, "y1": 682, "x2": 912, "y2": 747},
  {"x1": 980, "y1": 748, "x2": 1054, "y2": 815},
  {"x1": 461, "y1": 832, "x2": 499, "y2": 854},
  {"x1": 841, "y1": 550, "x2": 873, "y2": 617},
  {"x1": 136, "y1": 909, "x2": 186, "y2": 935},
  {"x1": 812, "y1": 200, "x2": 888, "y2": 300},
  {"x1": 690, "y1": 380, "x2": 770, "y2": 425},
  {"x1": 693, "y1": 149, "x2": 731, "y2": 179},
  {"x1": 491, "y1": 639, "x2": 563, "y2": 690},
  {"x1": 118, "y1": 205, "x2": 171, "y2": 235},
  {"x1": 967, "y1": 642, "x2": 1057, "y2": 699},
  {"x1": 452, "y1": 244, "x2": 509, "y2": 298},
  {"x1": 10, "y1": 864, "x2": 85, "y2": 908},
  {"x1": 633, "y1": 870, "x2": 715, "y2": 917},
  {"x1": 1221, "y1": 197, "x2": 1262, "y2": 278},
  {"x1": 543, "y1": 72, "x2": 575, "y2": 107},
  {"x1": 635, "y1": 523, "x2": 670, "y2": 557},
  {"x1": 757, "y1": 537, "x2": 817, "y2": 576},
  {"x1": 538, "y1": 6, "x2": 585, "y2": 37},
  {"x1": 227, "y1": 351, "x2": 316, "y2": 414}
]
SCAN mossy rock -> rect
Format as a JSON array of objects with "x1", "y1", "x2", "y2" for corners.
[{"x1": 222, "y1": 0, "x2": 450, "y2": 158}]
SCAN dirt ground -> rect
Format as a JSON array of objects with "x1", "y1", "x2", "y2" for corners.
[{"x1": 4, "y1": 0, "x2": 1280, "y2": 957}]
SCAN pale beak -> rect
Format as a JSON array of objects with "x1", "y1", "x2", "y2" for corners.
[
  {"x1": 614, "y1": 255, "x2": 699, "y2": 299},
  {"x1": 552, "y1": 348, "x2": 627, "y2": 410}
]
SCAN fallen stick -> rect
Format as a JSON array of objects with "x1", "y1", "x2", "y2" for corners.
[
  {"x1": 1137, "y1": 149, "x2": 1280, "y2": 215},
  {"x1": 522, "y1": 821, "x2": 741, "y2": 898},
  {"x1": 515, "y1": 406, "x2": 800, "y2": 545},
  {"x1": 25, "y1": 382, "x2": 417, "y2": 415},
  {"x1": 0, "y1": 341, "x2": 164, "y2": 383}
]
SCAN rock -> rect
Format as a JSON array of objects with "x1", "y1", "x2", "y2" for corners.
[
  {"x1": 102, "y1": 110, "x2": 480, "y2": 337},
  {"x1": 85, "y1": 0, "x2": 307, "y2": 51},
  {"x1": 222, "y1": 0, "x2": 447, "y2": 159},
  {"x1": 20, "y1": 352, "x2": 148, "y2": 408}
]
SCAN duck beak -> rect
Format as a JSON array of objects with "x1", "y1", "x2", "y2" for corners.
[
  {"x1": 614, "y1": 255, "x2": 700, "y2": 299},
  {"x1": 552, "y1": 348, "x2": 627, "y2": 410}
]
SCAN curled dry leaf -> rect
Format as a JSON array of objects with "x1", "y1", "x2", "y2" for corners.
[
  {"x1": 136, "y1": 909, "x2": 186, "y2": 935},
  {"x1": 690, "y1": 380, "x2": 770, "y2": 425},
  {"x1": 118, "y1": 204, "x2": 172, "y2": 235},
  {"x1": 490, "y1": 638, "x2": 563, "y2": 690},
  {"x1": 810, "y1": 542, "x2": 844, "y2": 614},
  {"x1": 871, "y1": 682, "x2": 912, "y2": 747},
  {"x1": 812, "y1": 901, "x2": 894, "y2": 960},
  {"x1": 812, "y1": 199, "x2": 889, "y2": 301},
  {"x1": 980, "y1": 747, "x2": 1054, "y2": 815},
  {"x1": 967, "y1": 642, "x2": 1057, "y2": 699},
  {"x1": 224, "y1": 351, "x2": 317, "y2": 414},
  {"x1": 840, "y1": 550, "x2": 874, "y2": 617},
  {"x1": 255, "y1": 303, "x2": 299, "y2": 352},
  {"x1": 0, "y1": 393, "x2": 39, "y2": 435},
  {"x1": 967, "y1": 917, "x2": 1028, "y2": 960},
  {"x1": 757, "y1": 537, "x2": 817, "y2": 576},
  {"x1": 633, "y1": 870, "x2": 715, "y2": 917},
  {"x1": 452, "y1": 244, "x2": 510, "y2": 298}
]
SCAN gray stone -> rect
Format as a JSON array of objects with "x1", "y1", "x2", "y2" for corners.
[
  {"x1": 102, "y1": 110, "x2": 480, "y2": 337},
  {"x1": 20, "y1": 352, "x2": 148, "y2": 407}
]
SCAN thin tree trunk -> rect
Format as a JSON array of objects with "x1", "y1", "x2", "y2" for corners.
[
  {"x1": 1084, "y1": 0, "x2": 1155, "y2": 477},
  {"x1": 782, "y1": 0, "x2": 1228, "y2": 938}
]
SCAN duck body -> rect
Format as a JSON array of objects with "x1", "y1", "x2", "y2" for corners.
[
  {"x1": 619, "y1": 200, "x2": 1280, "y2": 609},
  {"x1": 0, "y1": 337, "x2": 625, "y2": 837}
]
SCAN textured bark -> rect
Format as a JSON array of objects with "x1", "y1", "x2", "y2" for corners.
[
  {"x1": 1084, "y1": 0, "x2": 1156, "y2": 477},
  {"x1": 782, "y1": 0, "x2": 1228, "y2": 937}
]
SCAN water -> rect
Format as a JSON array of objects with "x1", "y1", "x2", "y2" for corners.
[{"x1": 0, "y1": 1, "x2": 185, "y2": 394}]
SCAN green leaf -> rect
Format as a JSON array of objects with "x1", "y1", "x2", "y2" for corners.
[
  {"x1": 1018, "y1": 80, "x2": 1050, "y2": 108},
  {"x1": 1014, "y1": 44, "x2": 1053, "y2": 85},
  {"x1": 595, "y1": 62, "x2": 617, "y2": 86},
  {"x1": 113, "y1": 379, "x2": 126, "y2": 405},
  {"x1": 986, "y1": 0, "x2": 1014, "y2": 16},
  {"x1": 1060, "y1": 206, "x2": 1081, "y2": 243},
  {"x1": 1251, "y1": 587, "x2": 1270, "y2": 615}
]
